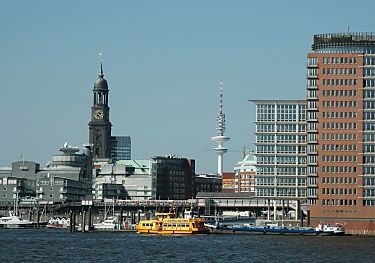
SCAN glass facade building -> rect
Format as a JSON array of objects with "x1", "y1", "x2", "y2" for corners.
[
  {"x1": 151, "y1": 155, "x2": 195, "y2": 200},
  {"x1": 111, "y1": 136, "x2": 131, "y2": 162},
  {"x1": 250, "y1": 100, "x2": 307, "y2": 200}
]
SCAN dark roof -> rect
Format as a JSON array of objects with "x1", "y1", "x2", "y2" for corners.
[
  {"x1": 94, "y1": 60, "x2": 108, "y2": 90},
  {"x1": 196, "y1": 192, "x2": 255, "y2": 199},
  {"x1": 94, "y1": 77, "x2": 108, "y2": 90}
]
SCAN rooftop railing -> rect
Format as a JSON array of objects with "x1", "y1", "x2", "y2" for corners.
[{"x1": 312, "y1": 32, "x2": 375, "y2": 50}]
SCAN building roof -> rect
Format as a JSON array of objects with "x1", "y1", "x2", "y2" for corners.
[
  {"x1": 248, "y1": 99, "x2": 306, "y2": 104},
  {"x1": 115, "y1": 160, "x2": 150, "y2": 175},
  {"x1": 234, "y1": 154, "x2": 256, "y2": 172},
  {"x1": 196, "y1": 192, "x2": 255, "y2": 199}
]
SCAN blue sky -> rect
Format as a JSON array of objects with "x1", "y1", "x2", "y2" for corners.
[{"x1": 1, "y1": 0, "x2": 374, "y2": 173}]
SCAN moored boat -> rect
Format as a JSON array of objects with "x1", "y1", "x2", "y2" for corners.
[
  {"x1": 0, "y1": 211, "x2": 36, "y2": 229},
  {"x1": 93, "y1": 216, "x2": 119, "y2": 231},
  {"x1": 47, "y1": 217, "x2": 70, "y2": 229},
  {"x1": 315, "y1": 222, "x2": 345, "y2": 235},
  {"x1": 136, "y1": 208, "x2": 208, "y2": 235},
  {"x1": 212, "y1": 221, "x2": 345, "y2": 236},
  {"x1": 218, "y1": 224, "x2": 320, "y2": 235}
]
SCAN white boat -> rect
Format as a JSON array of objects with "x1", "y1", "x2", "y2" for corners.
[
  {"x1": 47, "y1": 217, "x2": 70, "y2": 229},
  {"x1": 0, "y1": 211, "x2": 35, "y2": 229},
  {"x1": 316, "y1": 222, "x2": 345, "y2": 235},
  {"x1": 93, "y1": 216, "x2": 119, "y2": 231},
  {"x1": 93, "y1": 198, "x2": 119, "y2": 231}
]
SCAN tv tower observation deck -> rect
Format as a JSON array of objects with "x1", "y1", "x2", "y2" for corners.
[{"x1": 211, "y1": 80, "x2": 230, "y2": 176}]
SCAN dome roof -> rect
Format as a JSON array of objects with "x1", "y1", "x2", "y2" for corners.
[{"x1": 94, "y1": 76, "x2": 108, "y2": 90}]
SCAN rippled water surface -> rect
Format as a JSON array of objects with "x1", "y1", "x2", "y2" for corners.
[{"x1": 0, "y1": 229, "x2": 374, "y2": 262}]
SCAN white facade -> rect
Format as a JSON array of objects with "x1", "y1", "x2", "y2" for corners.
[
  {"x1": 250, "y1": 100, "x2": 307, "y2": 199},
  {"x1": 93, "y1": 160, "x2": 152, "y2": 200},
  {"x1": 234, "y1": 154, "x2": 257, "y2": 193}
]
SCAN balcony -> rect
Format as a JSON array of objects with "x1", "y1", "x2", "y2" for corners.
[
  {"x1": 307, "y1": 62, "x2": 318, "y2": 68},
  {"x1": 306, "y1": 73, "x2": 318, "y2": 79}
]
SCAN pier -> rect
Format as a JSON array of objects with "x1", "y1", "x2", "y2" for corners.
[{"x1": 0, "y1": 192, "x2": 309, "y2": 232}]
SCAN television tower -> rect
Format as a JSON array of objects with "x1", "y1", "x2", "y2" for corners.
[{"x1": 211, "y1": 80, "x2": 230, "y2": 176}]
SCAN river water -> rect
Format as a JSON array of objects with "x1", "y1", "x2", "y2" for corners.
[{"x1": 0, "y1": 229, "x2": 374, "y2": 262}]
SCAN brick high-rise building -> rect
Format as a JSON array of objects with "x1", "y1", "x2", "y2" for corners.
[{"x1": 307, "y1": 33, "x2": 375, "y2": 234}]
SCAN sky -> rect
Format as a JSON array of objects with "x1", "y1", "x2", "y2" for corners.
[{"x1": 1, "y1": 0, "x2": 375, "y2": 173}]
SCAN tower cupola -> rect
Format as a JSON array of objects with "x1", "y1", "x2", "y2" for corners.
[{"x1": 94, "y1": 58, "x2": 108, "y2": 91}]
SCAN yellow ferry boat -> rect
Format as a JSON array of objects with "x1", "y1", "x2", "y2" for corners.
[{"x1": 136, "y1": 208, "x2": 208, "y2": 235}]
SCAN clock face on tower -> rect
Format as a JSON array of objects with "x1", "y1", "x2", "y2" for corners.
[{"x1": 94, "y1": 109, "x2": 104, "y2": 120}]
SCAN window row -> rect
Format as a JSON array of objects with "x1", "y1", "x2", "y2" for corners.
[
  {"x1": 364, "y1": 177, "x2": 375, "y2": 185},
  {"x1": 322, "y1": 111, "x2": 357, "y2": 119},
  {"x1": 322, "y1": 79, "x2": 357, "y2": 86},
  {"x1": 278, "y1": 124, "x2": 306, "y2": 132},
  {"x1": 321, "y1": 166, "x2": 357, "y2": 173},
  {"x1": 256, "y1": 137, "x2": 308, "y2": 144},
  {"x1": 323, "y1": 57, "x2": 357, "y2": 64},
  {"x1": 364, "y1": 68, "x2": 375, "y2": 77},
  {"x1": 363, "y1": 167, "x2": 375, "y2": 175},
  {"x1": 322, "y1": 144, "x2": 357, "y2": 151},
  {"x1": 307, "y1": 57, "x2": 317, "y2": 65},
  {"x1": 278, "y1": 189, "x2": 306, "y2": 197},
  {"x1": 364, "y1": 79, "x2": 375, "y2": 88},
  {"x1": 363, "y1": 123, "x2": 375, "y2": 131},
  {"x1": 363, "y1": 101, "x2": 375, "y2": 109},
  {"x1": 277, "y1": 167, "x2": 307, "y2": 175},
  {"x1": 257, "y1": 145, "x2": 304, "y2": 154},
  {"x1": 322, "y1": 89, "x2": 357, "y2": 97},
  {"x1": 322, "y1": 122, "x2": 357, "y2": 130},
  {"x1": 363, "y1": 145, "x2": 375, "y2": 153},
  {"x1": 278, "y1": 145, "x2": 307, "y2": 154},
  {"x1": 307, "y1": 79, "x2": 317, "y2": 87},
  {"x1": 322, "y1": 100, "x2": 357, "y2": 107},
  {"x1": 322, "y1": 68, "x2": 357, "y2": 75},
  {"x1": 363, "y1": 134, "x2": 375, "y2": 142},
  {"x1": 364, "y1": 111, "x2": 375, "y2": 120},
  {"x1": 256, "y1": 124, "x2": 275, "y2": 132},
  {"x1": 322, "y1": 199, "x2": 357, "y2": 206},
  {"x1": 277, "y1": 177, "x2": 306, "y2": 186},
  {"x1": 322, "y1": 133, "x2": 357, "y2": 141},
  {"x1": 364, "y1": 57, "x2": 375, "y2": 65},
  {"x1": 256, "y1": 188, "x2": 274, "y2": 196},
  {"x1": 277, "y1": 135, "x2": 307, "y2": 143},
  {"x1": 322, "y1": 176, "x2": 357, "y2": 184},
  {"x1": 363, "y1": 189, "x2": 375, "y2": 197},
  {"x1": 322, "y1": 188, "x2": 357, "y2": 195},
  {"x1": 322, "y1": 155, "x2": 357, "y2": 163},
  {"x1": 363, "y1": 200, "x2": 375, "y2": 206},
  {"x1": 307, "y1": 68, "x2": 317, "y2": 77},
  {"x1": 256, "y1": 167, "x2": 307, "y2": 175},
  {"x1": 257, "y1": 156, "x2": 306, "y2": 164}
]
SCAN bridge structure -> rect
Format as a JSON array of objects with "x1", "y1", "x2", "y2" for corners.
[{"x1": 62, "y1": 192, "x2": 307, "y2": 222}]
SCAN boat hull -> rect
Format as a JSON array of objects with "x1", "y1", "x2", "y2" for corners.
[
  {"x1": 215, "y1": 226, "x2": 319, "y2": 235},
  {"x1": 137, "y1": 228, "x2": 209, "y2": 235},
  {"x1": 212, "y1": 225, "x2": 346, "y2": 236},
  {"x1": 1, "y1": 222, "x2": 47, "y2": 229}
]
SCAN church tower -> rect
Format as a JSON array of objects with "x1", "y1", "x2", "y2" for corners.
[{"x1": 88, "y1": 54, "x2": 112, "y2": 159}]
